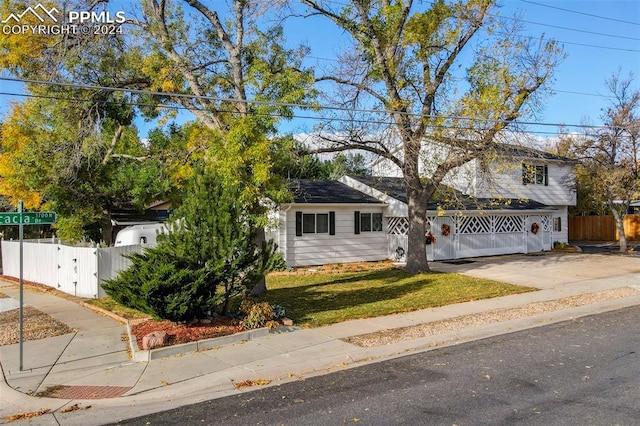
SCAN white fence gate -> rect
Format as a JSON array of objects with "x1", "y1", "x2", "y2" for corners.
[
  {"x1": 1, "y1": 240, "x2": 143, "y2": 298},
  {"x1": 387, "y1": 214, "x2": 553, "y2": 262}
]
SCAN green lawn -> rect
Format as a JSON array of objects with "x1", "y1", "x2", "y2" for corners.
[{"x1": 264, "y1": 268, "x2": 536, "y2": 327}]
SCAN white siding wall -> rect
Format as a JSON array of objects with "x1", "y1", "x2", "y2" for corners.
[
  {"x1": 370, "y1": 145, "x2": 576, "y2": 209},
  {"x1": 283, "y1": 206, "x2": 388, "y2": 267},
  {"x1": 550, "y1": 205, "x2": 569, "y2": 244},
  {"x1": 473, "y1": 161, "x2": 576, "y2": 206},
  {"x1": 371, "y1": 157, "x2": 403, "y2": 177}
]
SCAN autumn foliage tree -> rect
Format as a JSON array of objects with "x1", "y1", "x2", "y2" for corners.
[
  {"x1": 0, "y1": 1, "x2": 166, "y2": 240},
  {"x1": 0, "y1": 0, "x2": 316, "y2": 269},
  {"x1": 563, "y1": 73, "x2": 639, "y2": 252},
  {"x1": 298, "y1": 0, "x2": 564, "y2": 273}
]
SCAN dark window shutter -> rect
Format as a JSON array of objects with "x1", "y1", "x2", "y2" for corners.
[
  {"x1": 295, "y1": 212, "x2": 302, "y2": 236},
  {"x1": 544, "y1": 165, "x2": 549, "y2": 186},
  {"x1": 522, "y1": 163, "x2": 527, "y2": 185},
  {"x1": 354, "y1": 211, "x2": 360, "y2": 234},
  {"x1": 329, "y1": 211, "x2": 335, "y2": 235}
]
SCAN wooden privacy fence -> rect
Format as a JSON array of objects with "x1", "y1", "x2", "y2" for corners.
[
  {"x1": 568, "y1": 215, "x2": 640, "y2": 241},
  {"x1": 1, "y1": 239, "x2": 143, "y2": 298}
]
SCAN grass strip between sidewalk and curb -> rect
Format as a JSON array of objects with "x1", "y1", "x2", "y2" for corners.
[{"x1": 345, "y1": 286, "x2": 640, "y2": 347}]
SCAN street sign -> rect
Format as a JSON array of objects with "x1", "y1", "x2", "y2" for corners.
[
  {"x1": 1, "y1": 204, "x2": 58, "y2": 371},
  {"x1": 0, "y1": 212, "x2": 57, "y2": 225}
]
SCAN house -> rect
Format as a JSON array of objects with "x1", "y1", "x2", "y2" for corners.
[
  {"x1": 267, "y1": 180, "x2": 389, "y2": 267},
  {"x1": 271, "y1": 145, "x2": 577, "y2": 267}
]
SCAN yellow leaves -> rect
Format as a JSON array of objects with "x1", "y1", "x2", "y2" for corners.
[
  {"x1": 0, "y1": 1, "x2": 60, "y2": 74},
  {"x1": 140, "y1": 54, "x2": 183, "y2": 93},
  {"x1": 161, "y1": 79, "x2": 177, "y2": 93},
  {"x1": 233, "y1": 378, "x2": 272, "y2": 389},
  {"x1": 5, "y1": 409, "x2": 52, "y2": 422},
  {"x1": 0, "y1": 103, "x2": 45, "y2": 208}
]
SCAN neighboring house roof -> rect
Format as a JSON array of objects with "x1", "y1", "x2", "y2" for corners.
[
  {"x1": 368, "y1": 140, "x2": 577, "y2": 169},
  {"x1": 349, "y1": 175, "x2": 554, "y2": 211},
  {"x1": 288, "y1": 180, "x2": 384, "y2": 204}
]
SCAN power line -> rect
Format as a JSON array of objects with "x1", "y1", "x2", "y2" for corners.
[
  {"x1": 553, "y1": 89, "x2": 615, "y2": 99},
  {"x1": 0, "y1": 77, "x2": 620, "y2": 132},
  {"x1": 515, "y1": 18, "x2": 640, "y2": 41},
  {"x1": 0, "y1": 89, "x2": 573, "y2": 136},
  {"x1": 550, "y1": 39, "x2": 640, "y2": 53},
  {"x1": 520, "y1": 0, "x2": 640, "y2": 27},
  {"x1": 420, "y1": 0, "x2": 640, "y2": 42}
]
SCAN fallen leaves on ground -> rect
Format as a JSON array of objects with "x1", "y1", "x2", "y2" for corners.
[
  {"x1": 233, "y1": 379, "x2": 272, "y2": 388},
  {"x1": 5, "y1": 409, "x2": 51, "y2": 422},
  {"x1": 60, "y1": 404, "x2": 92, "y2": 413}
]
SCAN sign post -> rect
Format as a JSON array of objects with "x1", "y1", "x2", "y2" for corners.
[
  {"x1": 19, "y1": 201, "x2": 23, "y2": 372},
  {"x1": 0, "y1": 201, "x2": 57, "y2": 371}
]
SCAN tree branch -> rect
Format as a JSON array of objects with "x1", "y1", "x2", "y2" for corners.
[{"x1": 102, "y1": 124, "x2": 124, "y2": 165}]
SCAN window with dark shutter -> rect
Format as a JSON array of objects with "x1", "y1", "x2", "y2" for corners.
[
  {"x1": 523, "y1": 163, "x2": 548, "y2": 186},
  {"x1": 297, "y1": 212, "x2": 336, "y2": 236},
  {"x1": 372, "y1": 213, "x2": 383, "y2": 231},
  {"x1": 554, "y1": 217, "x2": 561, "y2": 232},
  {"x1": 303, "y1": 213, "x2": 316, "y2": 233},
  {"x1": 360, "y1": 213, "x2": 372, "y2": 231},
  {"x1": 316, "y1": 214, "x2": 329, "y2": 233}
]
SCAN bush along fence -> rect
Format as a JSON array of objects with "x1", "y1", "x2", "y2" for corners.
[
  {"x1": 568, "y1": 215, "x2": 640, "y2": 242},
  {"x1": 1, "y1": 239, "x2": 142, "y2": 298}
]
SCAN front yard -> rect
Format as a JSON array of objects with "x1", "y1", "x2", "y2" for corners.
[
  {"x1": 263, "y1": 268, "x2": 536, "y2": 327},
  {"x1": 9, "y1": 266, "x2": 536, "y2": 348}
]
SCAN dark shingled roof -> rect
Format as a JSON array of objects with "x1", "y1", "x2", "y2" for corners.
[
  {"x1": 289, "y1": 180, "x2": 384, "y2": 204},
  {"x1": 349, "y1": 176, "x2": 554, "y2": 211}
]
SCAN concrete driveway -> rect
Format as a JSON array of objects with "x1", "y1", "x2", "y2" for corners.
[
  {"x1": 575, "y1": 242, "x2": 640, "y2": 255},
  {"x1": 432, "y1": 252, "x2": 640, "y2": 291}
]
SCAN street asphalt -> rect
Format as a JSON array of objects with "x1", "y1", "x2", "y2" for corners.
[{"x1": 1, "y1": 252, "x2": 639, "y2": 425}]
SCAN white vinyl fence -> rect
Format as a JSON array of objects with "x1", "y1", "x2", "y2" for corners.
[{"x1": 1, "y1": 240, "x2": 143, "y2": 298}]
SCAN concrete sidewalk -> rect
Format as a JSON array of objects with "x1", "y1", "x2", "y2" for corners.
[{"x1": 1, "y1": 253, "x2": 640, "y2": 425}]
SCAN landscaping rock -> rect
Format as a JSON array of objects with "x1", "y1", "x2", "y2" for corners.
[
  {"x1": 142, "y1": 331, "x2": 168, "y2": 350},
  {"x1": 281, "y1": 317, "x2": 294, "y2": 326}
]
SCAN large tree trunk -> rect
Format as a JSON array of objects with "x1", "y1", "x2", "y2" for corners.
[
  {"x1": 248, "y1": 226, "x2": 268, "y2": 297},
  {"x1": 405, "y1": 186, "x2": 431, "y2": 274},
  {"x1": 612, "y1": 209, "x2": 628, "y2": 252}
]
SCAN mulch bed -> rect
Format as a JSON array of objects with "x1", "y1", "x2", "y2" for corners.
[
  {"x1": 129, "y1": 317, "x2": 243, "y2": 350},
  {"x1": 0, "y1": 306, "x2": 75, "y2": 345}
]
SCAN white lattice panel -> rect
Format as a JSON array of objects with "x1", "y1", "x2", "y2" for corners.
[
  {"x1": 458, "y1": 216, "x2": 492, "y2": 234},
  {"x1": 388, "y1": 217, "x2": 409, "y2": 235},
  {"x1": 495, "y1": 216, "x2": 524, "y2": 233},
  {"x1": 541, "y1": 215, "x2": 552, "y2": 231}
]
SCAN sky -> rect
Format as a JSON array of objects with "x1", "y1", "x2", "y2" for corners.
[
  {"x1": 283, "y1": 0, "x2": 640, "y2": 137},
  {"x1": 1, "y1": 0, "x2": 639, "y2": 141}
]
